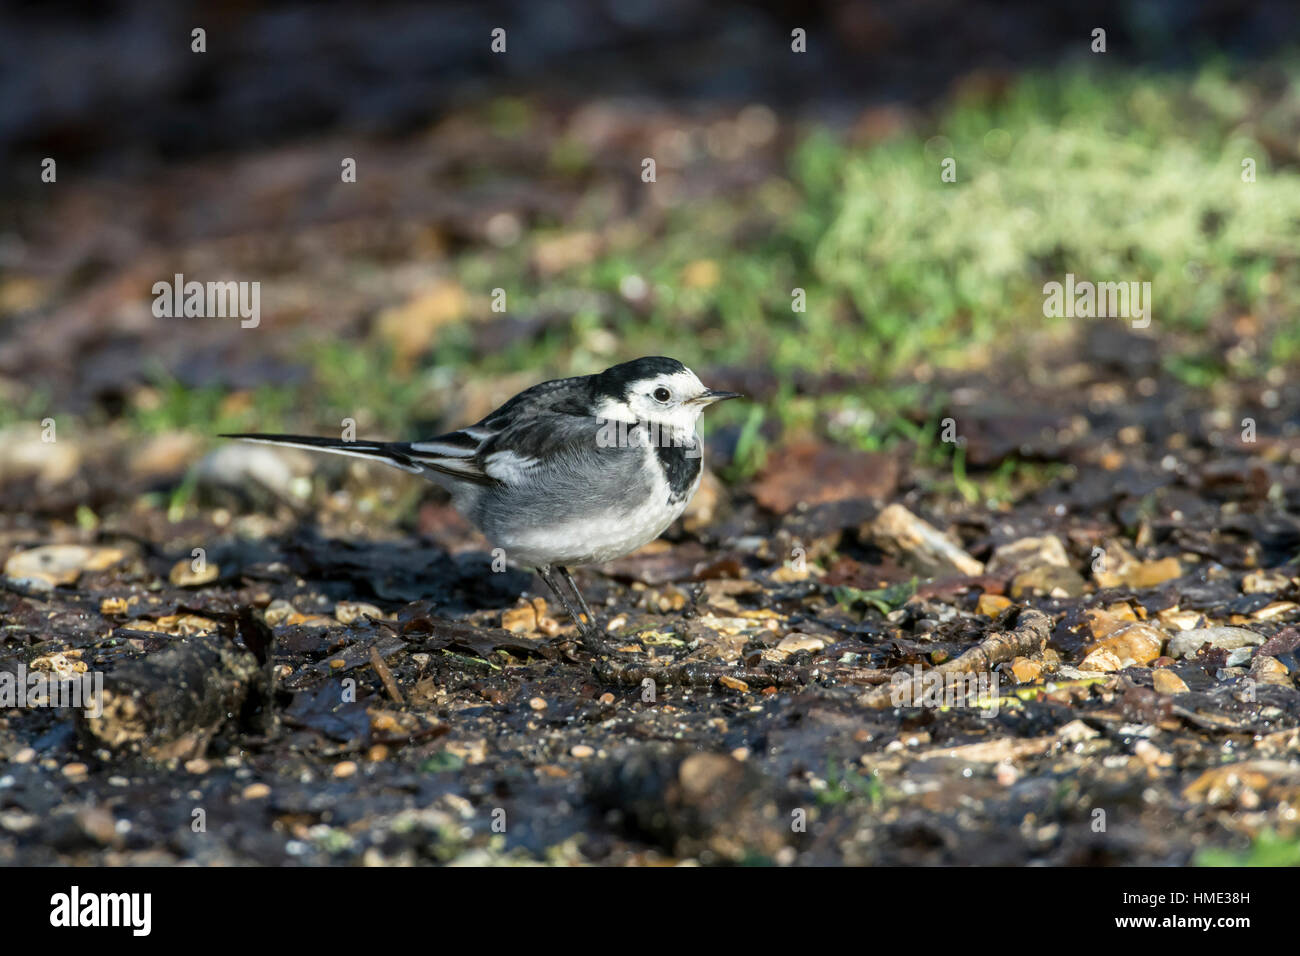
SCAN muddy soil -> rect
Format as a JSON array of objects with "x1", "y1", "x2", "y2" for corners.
[{"x1": 3, "y1": 321, "x2": 1299, "y2": 866}]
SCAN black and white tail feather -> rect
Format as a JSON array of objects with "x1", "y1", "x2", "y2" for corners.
[{"x1": 219, "y1": 429, "x2": 501, "y2": 486}]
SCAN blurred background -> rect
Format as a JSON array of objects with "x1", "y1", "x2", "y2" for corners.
[{"x1": 2, "y1": 0, "x2": 1300, "y2": 522}]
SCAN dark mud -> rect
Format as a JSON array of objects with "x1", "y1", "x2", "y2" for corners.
[{"x1": 3, "y1": 323, "x2": 1299, "y2": 865}]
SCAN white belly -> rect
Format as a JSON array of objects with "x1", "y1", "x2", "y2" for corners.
[{"x1": 499, "y1": 494, "x2": 689, "y2": 567}]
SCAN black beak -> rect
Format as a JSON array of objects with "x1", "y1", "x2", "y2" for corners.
[{"x1": 697, "y1": 388, "x2": 742, "y2": 405}]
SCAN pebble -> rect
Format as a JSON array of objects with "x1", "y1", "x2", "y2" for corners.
[
  {"x1": 570, "y1": 745, "x2": 595, "y2": 759},
  {"x1": 1086, "y1": 603, "x2": 1139, "y2": 638},
  {"x1": 1010, "y1": 657, "x2": 1042, "y2": 683},
  {"x1": 776, "y1": 633, "x2": 825, "y2": 655},
  {"x1": 242, "y1": 783, "x2": 271, "y2": 799},
  {"x1": 1077, "y1": 647, "x2": 1123, "y2": 672},
  {"x1": 1167, "y1": 626, "x2": 1264, "y2": 659},
  {"x1": 1011, "y1": 564, "x2": 1086, "y2": 599},
  {"x1": 1248, "y1": 655, "x2": 1292, "y2": 687},
  {"x1": 11, "y1": 747, "x2": 35, "y2": 764},
  {"x1": 1058, "y1": 720, "x2": 1099, "y2": 744},
  {"x1": 501, "y1": 605, "x2": 538, "y2": 633},
  {"x1": 169, "y1": 557, "x2": 220, "y2": 587},
  {"x1": 869, "y1": 503, "x2": 984, "y2": 578},
  {"x1": 529, "y1": 697, "x2": 547, "y2": 711},
  {"x1": 333, "y1": 761, "x2": 358, "y2": 778},
  {"x1": 62, "y1": 762, "x2": 89, "y2": 779},
  {"x1": 184, "y1": 758, "x2": 211, "y2": 774},
  {"x1": 1152, "y1": 669, "x2": 1190, "y2": 695},
  {"x1": 718, "y1": 675, "x2": 749, "y2": 692},
  {"x1": 4, "y1": 545, "x2": 126, "y2": 591},
  {"x1": 264, "y1": 599, "x2": 297, "y2": 627},
  {"x1": 1083, "y1": 622, "x2": 1165, "y2": 668},
  {"x1": 335, "y1": 602, "x2": 384, "y2": 625},
  {"x1": 598, "y1": 692, "x2": 615, "y2": 705},
  {"x1": 99, "y1": 596, "x2": 130, "y2": 615},
  {"x1": 977, "y1": 593, "x2": 1012, "y2": 616},
  {"x1": 987, "y1": 535, "x2": 1070, "y2": 576}
]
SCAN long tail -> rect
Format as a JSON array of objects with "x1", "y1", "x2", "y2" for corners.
[{"x1": 219, "y1": 433, "x2": 494, "y2": 485}]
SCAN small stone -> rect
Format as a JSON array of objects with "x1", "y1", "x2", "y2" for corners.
[
  {"x1": 1243, "y1": 570, "x2": 1292, "y2": 594},
  {"x1": 4, "y1": 544, "x2": 126, "y2": 591},
  {"x1": 571, "y1": 745, "x2": 595, "y2": 759},
  {"x1": 75, "y1": 806, "x2": 119, "y2": 846},
  {"x1": 598, "y1": 692, "x2": 615, "y2": 705},
  {"x1": 996, "y1": 762, "x2": 1020, "y2": 786},
  {"x1": 529, "y1": 697, "x2": 547, "y2": 711},
  {"x1": 1078, "y1": 647, "x2": 1123, "y2": 672},
  {"x1": 1058, "y1": 720, "x2": 1099, "y2": 744},
  {"x1": 1085, "y1": 603, "x2": 1139, "y2": 639},
  {"x1": 329, "y1": 658, "x2": 346, "y2": 670},
  {"x1": 1157, "y1": 608, "x2": 1204, "y2": 631},
  {"x1": 977, "y1": 593, "x2": 1012, "y2": 616},
  {"x1": 1152, "y1": 669, "x2": 1190, "y2": 695},
  {"x1": 869, "y1": 503, "x2": 984, "y2": 578},
  {"x1": 1011, "y1": 564, "x2": 1086, "y2": 599},
  {"x1": 1249, "y1": 655, "x2": 1292, "y2": 687},
  {"x1": 502, "y1": 605, "x2": 538, "y2": 633},
  {"x1": 987, "y1": 535, "x2": 1070, "y2": 577},
  {"x1": 1093, "y1": 544, "x2": 1182, "y2": 590},
  {"x1": 1010, "y1": 657, "x2": 1042, "y2": 683},
  {"x1": 368, "y1": 745, "x2": 389, "y2": 762},
  {"x1": 333, "y1": 761, "x2": 358, "y2": 778},
  {"x1": 242, "y1": 783, "x2": 271, "y2": 800},
  {"x1": 1167, "y1": 626, "x2": 1265, "y2": 660},
  {"x1": 1183, "y1": 760, "x2": 1299, "y2": 806},
  {"x1": 62, "y1": 762, "x2": 88, "y2": 779},
  {"x1": 537, "y1": 616, "x2": 561, "y2": 637},
  {"x1": 1083, "y1": 622, "x2": 1165, "y2": 668},
  {"x1": 776, "y1": 633, "x2": 825, "y2": 655},
  {"x1": 169, "y1": 557, "x2": 219, "y2": 587},
  {"x1": 335, "y1": 602, "x2": 384, "y2": 625},
  {"x1": 1125, "y1": 557, "x2": 1183, "y2": 589},
  {"x1": 718, "y1": 675, "x2": 750, "y2": 692},
  {"x1": 184, "y1": 758, "x2": 211, "y2": 774},
  {"x1": 99, "y1": 596, "x2": 129, "y2": 615},
  {"x1": 770, "y1": 564, "x2": 811, "y2": 583},
  {"x1": 12, "y1": 747, "x2": 35, "y2": 764},
  {"x1": 1252, "y1": 601, "x2": 1298, "y2": 621},
  {"x1": 1134, "y1": 739, "x2": 1173, "y2": 768},
  {"x1": 264, "y1": 599, "x2": 297, "y2": 627}
]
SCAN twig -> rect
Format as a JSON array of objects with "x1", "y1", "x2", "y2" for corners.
[
  {"x1": 859, "y1": 607, "x2": 1053, "y2": 710},
  {"x1": 369, "y1": 645, "x2": 405, "y2": 705}
]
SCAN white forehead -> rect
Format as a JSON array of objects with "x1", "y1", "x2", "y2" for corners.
[{"x1": 631, "y1": 368, "x2": 703, "y2": 395}]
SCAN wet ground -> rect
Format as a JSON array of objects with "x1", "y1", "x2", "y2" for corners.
[{"x1": 3, "y1": 319, "x2": 1299, "y2": 866}]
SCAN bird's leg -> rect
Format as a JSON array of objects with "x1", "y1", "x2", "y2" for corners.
[
  {"x1": 537, "y1": 565, "x2": 610, "y2": 654},
  {"x1": 556, "y1": 565, "x2": 598, "y2": 633}
]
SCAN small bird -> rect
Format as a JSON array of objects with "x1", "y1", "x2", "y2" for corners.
[{"x1": 222, "y1": 356, "x2": 739, "y2": 652}]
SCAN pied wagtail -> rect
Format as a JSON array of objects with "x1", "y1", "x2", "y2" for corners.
[{"x1": 223, "y1": 356, "x2": 740, "y2": 653}]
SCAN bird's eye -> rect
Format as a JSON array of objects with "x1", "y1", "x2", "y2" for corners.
[{"x1": 653, "y1": 387, "x2": 671, "y2": 403}]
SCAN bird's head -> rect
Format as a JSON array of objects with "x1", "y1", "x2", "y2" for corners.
[{"x1": 592, "y1": 356, "x2": 740, "y2": 433}]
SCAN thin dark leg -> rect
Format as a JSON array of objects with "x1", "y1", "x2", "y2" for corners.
[
  {"x1": 537, "y1": 566, "x2": 610, "y2": 654},
  {"x1": 556, "y1": 566, "x2": 597, "y2": 632}
]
